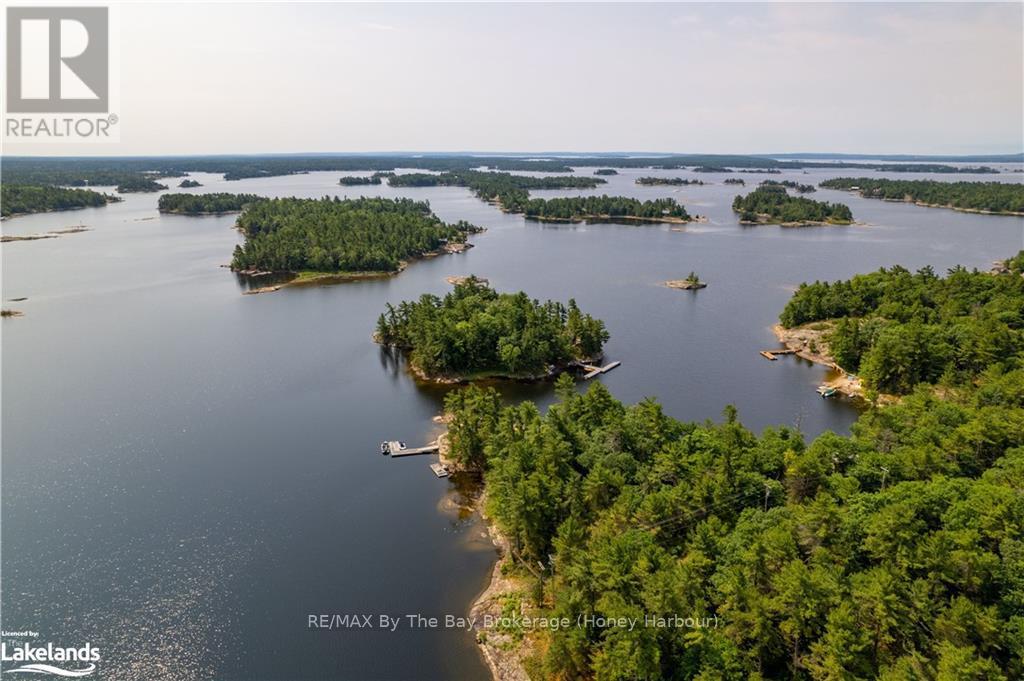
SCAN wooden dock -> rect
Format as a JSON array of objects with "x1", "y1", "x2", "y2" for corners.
[
  {"x1": 430, "y1": 463, "x2": 450, "y2": 478},
  {"x1": 581, "y1": 361, "x2": 622, "y2": 380},
  {"x1": 759, "y1": 349, "x2": 796, "y2": 361},
  {"x1": 388, "y1": 441, "x2": 440, "y2": 457}
]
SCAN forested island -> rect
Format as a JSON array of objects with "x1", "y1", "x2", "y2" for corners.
[
  {"x1": 374, "y1": 278, "x2": 608, "y2": 381},
  {"x1": 158, "y1": 193, "x2": 265, "y2": 215},
  {"x1": 820, "y1": 178, "x2": 1024, "y2": 215},
  {"x1": 692, "y1": 165, "x2": 732, "y2": 173},
  {"x1": 779, "y1": 255, "x2": 1024, "y2": 394},
  {"x1": 733, "y1": 186, "x2": 853, "y2": 225},
  {"x1": 386, "y1": 171, "x2": 695, "y2": 223},
  {"x1": 508, "y1": 195, "x2": 692, "y2": 223},
  {"x1": 636, "y1": 177, "x2": 705, "y2": 186},
  {"x1": 447, "y1": 253, "x2": 1024, "y2": 680},
  {"x1": 594, "y1": 168, "x2": 618, "y2": 176},
  {"x1": 230, "y1": 197, "x2": 482, "y2": 277},
  {"x1": 386, "y1": 169, "x2": 604, "y2": 199},
  {"x1": 179, "y1": 179, "x2": 202, "y2": 188},
  {"x1": 339, "y1": 173, "x2": 387, "y2": 186},
  {"x1": 116, "y1": 177, "x2": 168, "y2": 193},
  {"x1": 723, "y1": 177, "x2": 746, "y2": 185},
  {"x1": 761, "y1": 179, "x2": 816, "y2": 193},
  {"x1": 1, "y1": 184, "x2": 120, "y2": 217}
]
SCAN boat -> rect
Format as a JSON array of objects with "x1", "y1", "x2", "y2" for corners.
[
  {"x1": 816, "y1": 386, "x2": 838, "y2": 398},
  {"x1": 380, "y1": 440, "x2": 409, "y2": 455}
]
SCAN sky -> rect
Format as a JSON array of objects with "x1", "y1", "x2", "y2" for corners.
[{"x1": 4, "y1": 2, "x2": 1023, "y2": 157}]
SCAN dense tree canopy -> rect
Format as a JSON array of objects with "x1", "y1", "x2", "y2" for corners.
[
  {"x1": 339, "y1": 174, "x2": 384, "y2": 186},
  {"x1": 387, "y1": 170, "x2": 691, "y2": 222},
  {"x1": 820, "y1": 178, "x2": 1024, "y2": 215},
  {"x1": 761, "y1": 179, "x2": 816, "y2": 193},
  {"x1": 116, "y1": 177, "x2": 168, "y2": 193},
  {"x1": 595, "y1": 169, "x2": 619, "y2": 176},
  {"x1": 158, "y1": 193, "x2": 264, "y2": 214},
  {"x1": 230, "y1": 197, "x2": 481, "y2": 274},
  {"x1": 387, "y1": 169, "x2": 604, "y2": 199},
  {"x1": 779, "y1": 257, "x2": 1024, "y2": 394},
  {"x1": 723, "y1": 178, "x2": 746, "y2": 185},
  {"x1": 375, "y1": 278, "x2": 608, "y2": 379},
  {"x1": 444, "y1": 340, "x2": 1024, "y2": 680},
  {"x1": 733, "y1": 186, "x2": 853, "y2": 225},
  {"x1": 636, "y1": 177, "x2": 705, "y2": 186},
  {"x1": 510, "y1": 195, "x2": 691, "y2": 222},
  {"x1": 178, "y1": 178, "x2": 202, "y2": 188},
  {"x1": 1, "y1": 184, "x2": 119, "y2": 217}
]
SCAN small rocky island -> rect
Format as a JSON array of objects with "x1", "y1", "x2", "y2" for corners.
[{"x1": 665, "y1": 272, "x2": 707, "y2": 290}]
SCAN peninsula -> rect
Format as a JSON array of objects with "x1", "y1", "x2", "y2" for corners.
[
  {"x1": 1, "y1": 184, "x2": 120, "y2": 217},
  {"x1": 819, "y1": 177, "x2": 1024, "y2": 216}
]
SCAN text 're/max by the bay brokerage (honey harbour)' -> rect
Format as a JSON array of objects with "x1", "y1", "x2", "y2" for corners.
[{"x1": 307, "y1": 613, "x2": 721, "y2": 633}]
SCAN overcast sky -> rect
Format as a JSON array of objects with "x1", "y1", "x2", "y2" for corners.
[{"x1": 7, "y1": 2, "x2": 1023, "y2": 157}]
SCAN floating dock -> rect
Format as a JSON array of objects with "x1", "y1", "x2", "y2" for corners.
[
  {"x1": 581, "y1": 361, "x2": 622, "y2": 380},
  {"x1": 430, "y1": 463, "x2": 450, "y2": 478},
  {"x1": 759, "y1": 349, "x2": 797, "y2": 361}
]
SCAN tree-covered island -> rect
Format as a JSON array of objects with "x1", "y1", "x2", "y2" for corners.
[
  {"x1": 387, "y1": 170, "x2": 694, "y2": 223},
  {"x1": 820, "y1": 178, "x2": 1024, "y2": 216},
  {"x1": 594, "y1": 168, "x2": 619, "y2": 176},
  {"x1": 761, "y1": 179, "x2": 816, "y2": 193},
  {"x1": 178, "y1": 179, "x2": 202, "y2": 188},
  {"x1": 386, "y1": 169, "x2": 605, "y2": 199},
  {"x1": 115, "y1": 177, "x2": 169, "y2": 193},
  {"x1": 733, "y1": 186, "x2": 853, "y2": 225},
  {"x1": 339, "y1": 172, "x2": 392, "y2": 186},
  {"x1": 158, "y1": 193, "x2": 265, "y2": 215},
  {"x1": 229, "y1": 196, "x2": 482, "y2": 278},
  {"x1": 1, "y1": 184, "x2": 121, "y2": 217},
  {"x1": 636, "y1": 177, "x2": 705, "y2": 186},
  {"x1": 374, "y1": 278, "x2": 609, "y2": 382},
  {"x1": 509, "y1": 195, "x2": 692, "y2": 223}
]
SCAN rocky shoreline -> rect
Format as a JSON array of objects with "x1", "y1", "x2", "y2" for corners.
[
  {"x1": 437, "y1": 432, "x2": 532, "y2": 681},
  {"x1": 772, "y1": 323, "x2": 866, "y2": 399},
  {"x1": 236, "y1": 240, "x2": 477, "y2": 295}
]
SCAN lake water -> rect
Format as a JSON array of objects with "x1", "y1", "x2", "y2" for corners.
[{"x1": 3, "y1": 164, "x2": 1022, "y2": 680}]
